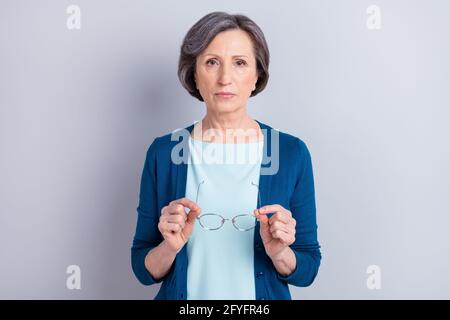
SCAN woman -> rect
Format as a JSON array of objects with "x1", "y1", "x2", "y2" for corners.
[{"x1": 131, "y1": 11, "x2": 321, "y2": 300}]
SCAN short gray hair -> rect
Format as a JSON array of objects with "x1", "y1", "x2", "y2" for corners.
[{"x1": 178, "y1": 12, "x2": 270, "y2": 102}]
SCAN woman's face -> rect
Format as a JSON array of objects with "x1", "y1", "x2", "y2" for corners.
[{"x1": 194, "y1": 29, "x2": 258, "y2": 115}]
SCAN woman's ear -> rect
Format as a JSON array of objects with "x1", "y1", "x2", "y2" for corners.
[{"x1": 253, "y1": 70, "x2": 259, "y2": 91}]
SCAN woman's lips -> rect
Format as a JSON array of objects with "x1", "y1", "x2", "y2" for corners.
[{"x1": 215, "y1": 93, "x2": 236, "y2": 98}]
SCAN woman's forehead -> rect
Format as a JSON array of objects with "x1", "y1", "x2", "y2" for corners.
[{"x1": 203, "y1": 30, "x2": 255, "y2": 56}]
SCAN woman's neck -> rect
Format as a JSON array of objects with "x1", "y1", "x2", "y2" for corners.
[{"x1": 191, "y1": 114, "x2": 263, "y2": 144}]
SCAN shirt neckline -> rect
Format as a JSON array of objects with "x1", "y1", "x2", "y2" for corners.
[{"x1": 188, "y1": 135, "x2": 264, "y2": 145}]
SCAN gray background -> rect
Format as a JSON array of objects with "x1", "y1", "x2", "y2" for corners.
[{"x1": 1, "y1": 0, "x2": 449, "y2": 299}]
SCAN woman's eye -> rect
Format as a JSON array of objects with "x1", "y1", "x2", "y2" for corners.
[{"x1": 205, "y1": 59, "x2": 247, "y2": 66}]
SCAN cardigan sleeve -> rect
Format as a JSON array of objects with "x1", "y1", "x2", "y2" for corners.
[
  {"x1": 131, "y1": 138, "x2": 168, "y2": 285},
  {"x1": 277, "y1": 138, "x2": 322, "y2": 287}
]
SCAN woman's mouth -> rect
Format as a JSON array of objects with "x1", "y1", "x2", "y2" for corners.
[{"x1": 215, "y1": 92, "x2": 236, "y2": 99}]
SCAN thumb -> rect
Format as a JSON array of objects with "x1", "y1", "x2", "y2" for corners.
[
  {"x1": 181, "y1": 207, "x2": 202, "y2": 241},
  {"x1": 186, "y1": 206, "x2": 202, "y2": 224},
  {"x1": 255, "y1": 209, "x2": 271, "y2": 239},
  {"x1": 259, "y1": 214, "x2": 270, "y2": 231},
  {"x1": 259, "y1": 214, "x2": 269, "y2": 225}
]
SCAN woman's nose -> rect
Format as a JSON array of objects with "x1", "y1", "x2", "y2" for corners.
[{"x1": 218, "y1": 64, "x2": 232, "y2": 85}]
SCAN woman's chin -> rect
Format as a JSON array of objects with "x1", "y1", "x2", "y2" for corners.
[
  {"x1": 213, "y1": 103, "x2": 241, "y2": 113},
  {"x1": 214, "y1": 97, "x2": 237, "y2": 104}
]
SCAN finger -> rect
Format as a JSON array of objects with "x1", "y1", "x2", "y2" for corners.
[
  {"x1": 272, "y1": 228, "x2": 296, "y2": 245},
  {"x1": 165, "y1": 215, "x2": 187, "y2": 228},
  {"x1": 167, "y1": 203, "x2": 188, "y2": 215},
  {"x1": 271, "y1": 222, "x2": 295, "y2": 236},
  {"x1": 169, "y1": 197, "x2": 200, "y2": 213},
  {"x1": 257, "y1": 204, "x2": 291, "y2": 217},
  {"x1": 165, "y1": 213, "x2": 187, "y2": 223},
  {"x1": 268, "y1": 212, "x2": 291, "y2": 224},
  {"x1": 161, "y1": 204, "x2": 184, "y2": 217},
  {"x1": 271, "y1": 229, "x2": 292, "y2": 245},
  {"x1": 260, "y1": 214, "x2": 269, "y2": 225},
  {"x1": 269, "y1": 221, "x2": 294, "y2": 234},
  {"x1": 186, "y1": 206, "x2": 202, "y2": 224},
  {"x1": 269, "y1": 216, "x2": 297, "y2": 232},
  {"x1": 164, "y1": 222, "x2": 182, "y2": 234},
  {"x1": 254, "y1": 209, "x2": 270, "y2": 232},
  {"x1": 254, "y1": 209, "x2": 269, "y2": 224}
]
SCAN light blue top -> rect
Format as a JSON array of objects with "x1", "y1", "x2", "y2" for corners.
[{"x1": 185, "y1": 134, "x2": 264, "y2": 300}]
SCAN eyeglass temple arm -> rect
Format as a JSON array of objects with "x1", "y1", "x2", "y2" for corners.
[
  {"x1": 196, "y1": 180, "x2": 205, "y2": 204},
  {"x1": 251, "y1": 181, "x2": 261, "y2": 209}
]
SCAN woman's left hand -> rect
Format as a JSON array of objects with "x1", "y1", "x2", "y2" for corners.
[{"x1": 254, "y1": 204, "x2": 296, "y2": 260}]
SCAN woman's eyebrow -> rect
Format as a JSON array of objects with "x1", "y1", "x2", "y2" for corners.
[{"x1": 203, "y1": 53, "x2": 249, "y2": 58}]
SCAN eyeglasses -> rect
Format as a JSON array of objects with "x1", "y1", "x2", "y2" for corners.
[{"x1": 195, "y1": 179, "x2": 261, "y2": 231}]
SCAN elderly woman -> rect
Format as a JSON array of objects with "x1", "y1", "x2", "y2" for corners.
[{"x1": 131, "y1": 11, "x2": 321, "y2": 300}]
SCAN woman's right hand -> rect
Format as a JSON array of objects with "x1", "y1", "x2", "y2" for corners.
[{"x1": 158, "y1": 197, "x2": 202, "y2": 254}]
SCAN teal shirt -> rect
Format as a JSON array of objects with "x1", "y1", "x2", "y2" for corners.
[{"x1": 185, "y1": 135, "x2": 264, "y2": 300}]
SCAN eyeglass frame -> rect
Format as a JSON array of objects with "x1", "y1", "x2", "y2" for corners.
[{"x1": 194, "y1": 179, "x2": 261, "y2": 231}]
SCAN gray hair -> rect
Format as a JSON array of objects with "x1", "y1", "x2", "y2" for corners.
[{"x1": 178, "y1": 12, "x2": 270, "y2": 102}]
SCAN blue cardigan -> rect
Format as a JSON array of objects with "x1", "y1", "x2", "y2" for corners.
[{"x1": 131, "y1": 120, "x2": 321, "y2": 300}]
